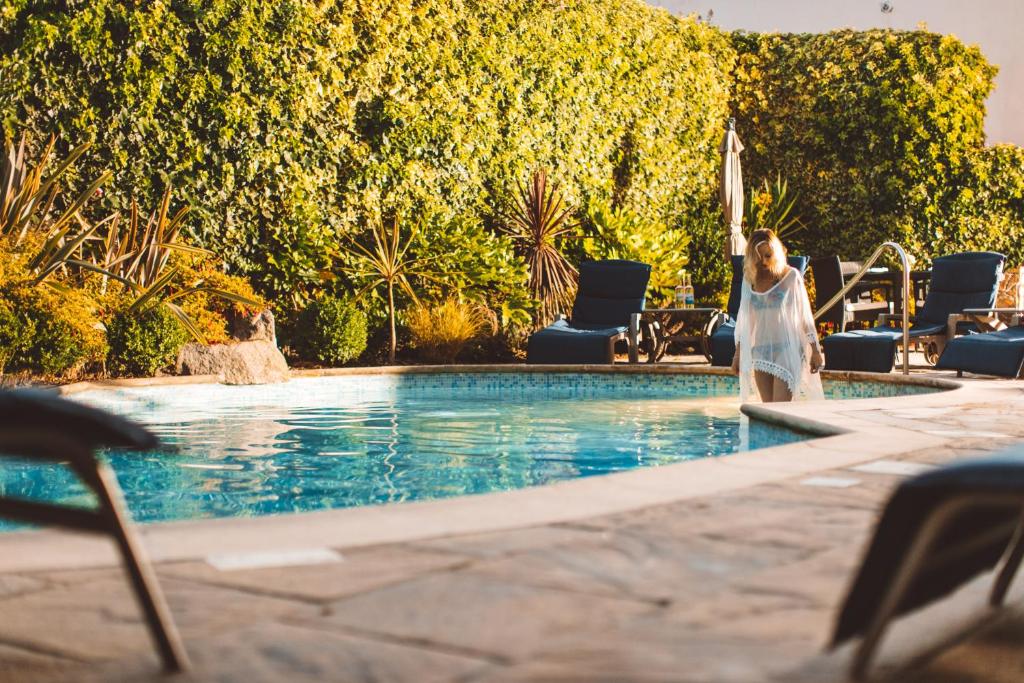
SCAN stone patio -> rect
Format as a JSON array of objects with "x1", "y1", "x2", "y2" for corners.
[{"x1": 2, "y1": 365, "x2": 1024, "y2": 682}]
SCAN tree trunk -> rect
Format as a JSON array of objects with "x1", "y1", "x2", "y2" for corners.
[{"x1": 387, "y1": 282, "x2": 396, "y2": 364}]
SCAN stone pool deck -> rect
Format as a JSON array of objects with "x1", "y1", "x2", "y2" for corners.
[{"x1": 2, "y1": 366, "x2": 1024, "y2": 682}]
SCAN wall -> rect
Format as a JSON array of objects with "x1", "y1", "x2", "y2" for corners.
[{"x1": 651, "y1": 0, "x2": 1024, "y2": 145}]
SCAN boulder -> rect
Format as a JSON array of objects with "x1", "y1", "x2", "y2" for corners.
[
  {"x1": 176, "y1": 340, "x2": 289, "y2": 385},
  {"x1": 229, "y1": 308, "x2": 277, "y2": 343}
]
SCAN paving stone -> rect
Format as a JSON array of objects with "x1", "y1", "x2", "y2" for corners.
[
  {"x1": 60, "y1": 621, "x2": 490, "y2": 683},
  {"x1": 0, "y1": 576, "x2": 315, "y2": 661},
  {"x1": 410, "y1": 525, "x2": 608, "y2": 559},
  {"x1": 467, "y1": 529, "x2": 812, "y2": 605},
  {"x1": 0, "y1": 643, "x2": 79, "y2": 683},
  {"x1": 0, "y1": 574, "x2": 47, "y2": 599},
  {"x1": 319, "y1": 570, "x2": 655, "y2": 662},
  {"x1": 157, "y1": 545, "x2": 468, "y2": 602}
]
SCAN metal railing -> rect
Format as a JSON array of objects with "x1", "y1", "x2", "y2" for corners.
[{"x1": 813, "y1": 241, "x2": 911, "y2": 375}]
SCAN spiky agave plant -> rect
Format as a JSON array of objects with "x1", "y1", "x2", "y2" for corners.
[
  {"x1": 0, "y1": 135, "x2": 112, "y2": 287},
  {"x1": 501, "y1": 169, "x2": 578, "y2": 328},
  {"x1": 89, "y1": 187, "x2": 261, "y2": 342}
]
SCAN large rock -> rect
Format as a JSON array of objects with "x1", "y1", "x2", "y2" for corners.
[
  {"x1": 229, "y1": 308, "x2": 277, "y2": 343},
  {"x1": 176, "y1": 340, "x2": 289, "y2": 385}
]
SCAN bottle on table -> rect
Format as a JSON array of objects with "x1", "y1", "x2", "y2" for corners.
[
  {"x1": 683, "y1": 271, "x2": 695, "y2": 309},
  {"x1": 675, "y1": 270, "x2": 687, "y2": 308}
]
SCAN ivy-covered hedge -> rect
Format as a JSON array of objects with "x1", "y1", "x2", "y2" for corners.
[
  {"x1": 0, "y1": 0, "x2": 733, "y2": 305},
  {"x1": 730, "y1": 29, "x2": 1014, "y2": 263}
]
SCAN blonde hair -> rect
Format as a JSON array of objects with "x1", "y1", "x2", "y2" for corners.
[{"x1": 743, "y1": 229, "x2": 788, "y2": 285}]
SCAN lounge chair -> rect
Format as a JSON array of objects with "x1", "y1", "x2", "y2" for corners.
[
  {"x1": 709, "y1": 254, "x2": 810, "y2": 367},
  {"x1": 810, "y1": 255, "x2": 890, "y2": 332},
  {"x1": 831, "y1": 451, "x2": 1024, "y2": 679},
  {"x1": 0, "y1": 389, "x2": 189, "y2": 672},
  {"x1": 935, "y1": 323, "x2": 1024, "y2": 378},
  {"x1": 822, "y1": 251, "x2": 1005, "y2": 373},
  {"x1": 527, "y1": 259, "x2": 651, "y2": 364}
]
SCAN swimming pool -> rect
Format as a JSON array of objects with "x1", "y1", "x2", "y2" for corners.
[{"x1": 0, "y1": 372, "x2": 939, "y2": 528}]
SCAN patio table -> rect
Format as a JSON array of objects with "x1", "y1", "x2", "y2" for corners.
[{"x1": 631, "y1": 307, "x2": 723, "y2": 363}]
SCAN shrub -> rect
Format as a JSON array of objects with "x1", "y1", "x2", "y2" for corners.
[
  {"x1": 106, "y1": 306, "x2": 188, "y2": 377},
  {"x1": 407, "y1": 299, "x2": 497, "y2": 364},
  {"x1": 0, "y1": 1, "x2": 733, "y2": 304},
  {"x1": 1, "y1": 283, "x2": 107, "y2": 377},
  {"x1": 730, "y1": 29, "x2": 998, "y2": 261},
  {"x1": 0, "y1": 295, "x2": 34, "y2": 373},
  {"x1": 295, "y1": 297, "x2": 368, "y2": 366}
]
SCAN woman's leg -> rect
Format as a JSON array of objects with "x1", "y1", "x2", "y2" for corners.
[
  {"x1": 754, "y1": 371, "x2": 775, "y2": 402},
  {"x1": 772, "y1": 376, "x2": 793, "y2": 402}
]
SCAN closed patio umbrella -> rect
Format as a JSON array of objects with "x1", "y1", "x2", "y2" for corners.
[{"x1": 720, "y1": 117, "x2": 746, "y2": 257}]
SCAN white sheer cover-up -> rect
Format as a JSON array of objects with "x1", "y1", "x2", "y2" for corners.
[{"x1": 735, "y1": 267, "x2": 824, "y2": 402}]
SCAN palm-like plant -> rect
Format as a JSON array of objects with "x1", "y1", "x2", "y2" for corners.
[
  {"x1": 89, "y1": 188, "x2": 261, "y2": 342},
  {"x1": 501, "y1": 169, "x2": 579, "y2": 328},
  {"x1": 0, "y1": 135, "x2": 112, "y2": 287},
  {"x1": 744, "y1": 172, "x2": 804, "y2": 240},
  {"x1": 339, "y1": 216, "x2": 441, "y2": 364}
]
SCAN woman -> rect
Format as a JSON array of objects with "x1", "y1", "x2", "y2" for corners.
[{"x1": 730, "y1": 229, "x2": 824, "y2": 402}]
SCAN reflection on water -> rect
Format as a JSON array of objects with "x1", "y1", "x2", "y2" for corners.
[{"x1": 0, "y1": 377, "x2": 812, "y2": 529}]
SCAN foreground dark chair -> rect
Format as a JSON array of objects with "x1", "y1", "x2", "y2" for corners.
[
  {"x1": 935, "y1": 323, "x2": 1024, "y2": 378},
  {"x1": 823, "y1": 251, "x2": 1005, "y2": 373},
  {"x1": 0, "y1": 390, "x2": 189, "y2": 672},
  {"x1": 709, "y1": 254, "x2": 810, "y2": 367},
  {"x1": 527, "y1": 259, "x2": 651, "y2": 364},
  {"x1": 831, "y1": 452, "x2": 1024, "y2": 679}
]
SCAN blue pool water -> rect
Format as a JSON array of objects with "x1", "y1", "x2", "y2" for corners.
[{"x1": 0, "y1": 373, "x2": 938, "y2": 528}]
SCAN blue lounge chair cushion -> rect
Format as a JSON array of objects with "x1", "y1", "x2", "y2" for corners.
[
  {"x1": 526, "y1": 319, "x2": 627, "y2": 365},
  {"x1": 935, "y1": 326, "x2": 1024, "y2": 378},
  {"x1": 832, "y1": 451, "x2": 1024, "y2": 646},
  {"x1": 822, "y1": 329, "x2": 900, "y2": 373}
]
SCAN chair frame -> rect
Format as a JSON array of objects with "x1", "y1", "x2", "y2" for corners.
[
  {"x1": 0, "y1": 428, "x2": 190, "y2": 672},
  {"x1": 845, "y1": 493, "x2": 1024, "y2": 680}
]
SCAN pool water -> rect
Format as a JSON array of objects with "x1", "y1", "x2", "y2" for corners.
[{"x1": 0, "y1": 373, "x2": 936, "y2": 528}]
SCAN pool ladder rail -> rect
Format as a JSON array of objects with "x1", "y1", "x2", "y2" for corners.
[{"x1": 812, "y1": 241, "x2": 912, "y2": 376}]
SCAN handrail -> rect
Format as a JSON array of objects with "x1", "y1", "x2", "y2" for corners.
[{"x1": 813, "y1": 242, "x2": 911, "y2": 375}]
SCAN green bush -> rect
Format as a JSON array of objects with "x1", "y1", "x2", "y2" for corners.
[
  {"x1": 295, "y1": 298, "x2": 368, "y2": 366},
  {"x1": 0, "y1": 0, "x2": 733, "y2": 305},
  {"x1": 0, "y1": 295, "x2": 35, "y2": 373},
  {"x1": 730, "y1": 29, "x2": 1000, "y2": 262},
  {"x1": 106, "y1": 306, "x2": 188, "y2": 377},
  {"x1": 0, "y1": 284, "x2": 107, "y2": 377}
]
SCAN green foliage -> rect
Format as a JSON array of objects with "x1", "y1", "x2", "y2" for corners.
[
  {"x1": 0, "y1": 294, "x2": 34, "y2": 372},
  {"x1": 731, "y1": 29, "x2": 998, "y2": 262},
  {"x1": 0, "y1": 0, "x2": 734, "y2": 304},
  {"x1": 582, "y1": 198, "x2": 691, "y2": 304},
  {"x1": 106, "y1": 306, "x2": 187, "y2": 377},
  {"x1": 295, "y1": 297, "x2": 368, "y2": 366},
  {"x1": 684, "y1": 208, "x2": 733, "y2": 307},
  {"x1": 743, "y1": 173, "x2": 803, "y2": 239},
  {"x1": 932, "y1": 145, "x2": 1024, "y2": 265},
  {"x1": 0, "y1": 283, "x2": 107, "y2": 376}
]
